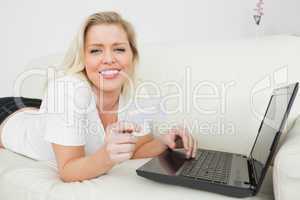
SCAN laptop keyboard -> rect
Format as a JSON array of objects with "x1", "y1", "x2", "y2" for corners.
[{"x1": 179, "y1": 149, "x2": 233, "y2": 184}]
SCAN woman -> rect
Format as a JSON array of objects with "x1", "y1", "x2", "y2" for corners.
[{"x1": 0, "y1": 11, "x2": 198, "y2": 182}]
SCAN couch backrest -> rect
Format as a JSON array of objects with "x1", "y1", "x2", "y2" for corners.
[
  {"x1": 137, "y1": 35, "x2": 300, "y2": 154},
  {"x1": 17, "y1": 35, "x2": 300, "y2": 155}
]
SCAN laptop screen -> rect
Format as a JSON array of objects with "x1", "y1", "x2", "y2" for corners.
[{"x1": 250, "y1": 83, "x2": 298, "y2": 185}]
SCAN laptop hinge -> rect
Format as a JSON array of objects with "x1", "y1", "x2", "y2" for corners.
[{"x1": 247, "y1": 158, "x2": 258, "y2": 191}]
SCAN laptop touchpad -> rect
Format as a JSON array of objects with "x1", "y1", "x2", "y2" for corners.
[{"x1": 139, "y1": 149, "x2": 187, "y2": 176}]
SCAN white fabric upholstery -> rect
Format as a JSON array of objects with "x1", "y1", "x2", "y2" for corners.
[
  {"x1": 273, "y1": 115, "x2": 300, "y2": 200},
  {"x1": 1, "y1": 35, "x2": 300, "y2": 199},
  {"x1": 0, "y1": 149, "x2": 272, "y2": 200}
]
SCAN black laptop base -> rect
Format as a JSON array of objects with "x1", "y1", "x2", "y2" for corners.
[
  {"x1": 136, "y1": 149, "x2": 255, "y2": 198},
  {"x1": 136, "y1": 169, "x2": 254, "y2": 198}
]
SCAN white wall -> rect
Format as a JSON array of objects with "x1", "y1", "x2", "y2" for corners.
[{"x1": 0, "y1": 0, "x2": 300, "y2": 96}]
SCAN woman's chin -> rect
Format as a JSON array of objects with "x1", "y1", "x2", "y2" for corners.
[{"x1": 98, "y1": 83, "x2": 124, "y2": 93}]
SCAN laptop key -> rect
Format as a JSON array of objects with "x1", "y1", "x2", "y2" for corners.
[{"x1": 180, "y1": 149, "x2": 233, "y2": 184}]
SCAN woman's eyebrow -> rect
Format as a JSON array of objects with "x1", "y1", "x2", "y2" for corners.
[
  {"x1": 113, "y1": 42, "x2": 128, "y2": 46},
  {"x1": 87, "y1": 42, "x2": 128, "y2": 47}
]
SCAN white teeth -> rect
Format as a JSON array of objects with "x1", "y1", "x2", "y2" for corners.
[{"x1": 100, "y1": 69, "x2": 120, "y2": 75}]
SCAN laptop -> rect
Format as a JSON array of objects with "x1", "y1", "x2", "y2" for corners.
[{"x1": 136, "y1": 83, "x2": 298, "y2": 198}]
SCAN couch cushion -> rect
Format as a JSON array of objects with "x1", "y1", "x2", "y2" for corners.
[{"x1": 0, "y1": 148, "x2": 273, "y2": 200}]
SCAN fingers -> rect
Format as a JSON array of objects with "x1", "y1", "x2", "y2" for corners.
[
  {"x1": 111, "y1": 133, "x2": 138, "y2": 144},
  {"x1": 192, "y1": 139, "x2": 198, "y2": 158},
  {"x1": 176, "y1": 126, "x2": 190, "y2": 151},
  {"x1": 110, "y1": 152, "x2": 133, "y2": 163},
  {"x1": 109, "y1": 121, "x2": 141, "y2": 134},
  {"x1": 106, "y1": 141, "x2": 136, "y2": 164},
  {"x1": 105, "y1": 122, "x2": 142, "y2": 164},
  {"x1": 171, "y1": 126, "x2": 198, "y2": 159},
  {"x1": 180, "y1": 129, "x2": 193, "y2": 159},
  {"x1": 186, "y1": 133, "x2": 194, "y2": 158},
  {"x1": 107, "y1": 143, "x2": 136, "y2": 154},
  {"x1": 165, "y1": 131, "x2": 177, "y2": 149}
]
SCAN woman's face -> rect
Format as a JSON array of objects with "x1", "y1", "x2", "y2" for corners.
[{"x1": 84, "y1": 24, "x2": 133, "y2": 94}]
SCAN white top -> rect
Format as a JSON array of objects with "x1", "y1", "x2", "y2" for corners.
[{"x1": 3, "y1": 75, "x2": 159, "y2": 161}]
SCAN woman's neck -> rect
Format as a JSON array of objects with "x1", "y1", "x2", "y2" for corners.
[{"x1": 92, "y1": 86, "x2": 121, "y2": 112}]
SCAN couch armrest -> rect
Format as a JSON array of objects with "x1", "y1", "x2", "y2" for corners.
[{"x1": 273, "y1": 117, "x2": 300, "y2": 200}]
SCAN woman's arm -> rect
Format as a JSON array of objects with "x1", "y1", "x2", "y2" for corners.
[
  {"x1": 52, "y1": 121, "x2": 140, "y2": 182},
  {"x1": 132, "y1": 135, "x2": 168, "y2": 159},
  {"x1": 52, "y1": 144, "x2": 115, "y2": 182}
]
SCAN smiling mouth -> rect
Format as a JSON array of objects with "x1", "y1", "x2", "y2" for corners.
[{"x1": 99, "y1": 68, "x2": 121, "y2": 79}]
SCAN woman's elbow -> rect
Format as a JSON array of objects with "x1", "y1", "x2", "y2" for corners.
[
  {"x1": 58, "y1": 167, "x2": 107, "y2": 183},
  {"x1": 58, "y1": 170, "x2": 79, "y2": 183}
]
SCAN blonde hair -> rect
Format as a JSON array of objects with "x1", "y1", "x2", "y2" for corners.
[{"x1": 61, "y1": 11, "x2": 139, "y2": 96}]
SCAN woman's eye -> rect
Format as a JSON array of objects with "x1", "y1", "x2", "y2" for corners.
[
  {"x1": 90, "y1": 49, "x2": 101, "y2": 54},
  {"x1": 114, "y1": 48, "x2": 125, "y2": 52}
]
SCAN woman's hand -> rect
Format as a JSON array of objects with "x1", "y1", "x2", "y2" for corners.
[
  {"x1": 158, "y1": 126, "x2": 198, "y2": 159},
  {"x1": 104, "y1": 121, "x2": 140, "y2": 164}
]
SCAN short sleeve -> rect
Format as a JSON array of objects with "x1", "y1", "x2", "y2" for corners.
[{"x1": 41, "y1": 76, "x2": 92, "y2": 146}]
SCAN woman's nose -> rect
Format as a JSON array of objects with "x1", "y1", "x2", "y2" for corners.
[{"x1": 102, "y1": 50, "x2": 116, "y2": 64}]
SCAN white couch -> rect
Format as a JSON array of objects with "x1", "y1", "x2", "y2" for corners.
[
  {"x1": 273, "y1": 115, "x2": 300, "y2": 200},
  {"x1": 1, "y1": 35, "x2": 300, "y2": 200}
]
